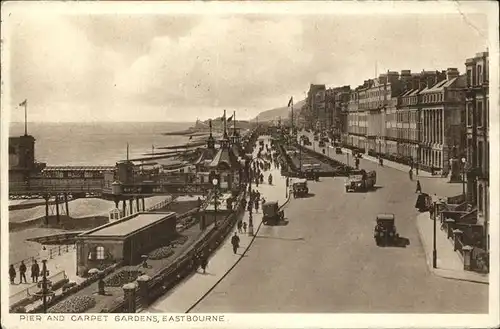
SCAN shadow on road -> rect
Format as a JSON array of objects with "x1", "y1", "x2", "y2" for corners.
[
  {"x1": 256, "y1": 235, "x2": 305, "y2": 242},
  {"x1": 367, "y1": 186, "x2": 384, "y2": 192},
  {"x1": 377, "y1": 236, "x2": 411, "y2": 248},
  {"x1": 294, "y1": 193, "x2": 316, "y2": 199}
]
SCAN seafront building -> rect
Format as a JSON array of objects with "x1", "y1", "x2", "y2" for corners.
[
  {"x1": 464, "y1": 51, "x2": 490, "y2": 252},
  {"x1": 302, "y1": 49, "x2": 490, "y2": 259}
]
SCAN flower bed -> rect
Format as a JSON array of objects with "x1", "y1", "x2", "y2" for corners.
[
  {"x1": 148, "y1": 246, "x2": 175, "y2": 260},
  {"x1": 104, "y1": 270, "x2": 143, "y2": 287},
  {"x1": 48, "y1": 295, "x2": 96, "y2": 313}
]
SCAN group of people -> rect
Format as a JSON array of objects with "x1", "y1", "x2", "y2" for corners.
[{"x1": 9, "y1": 260, "x2": 42, "y2": 285}]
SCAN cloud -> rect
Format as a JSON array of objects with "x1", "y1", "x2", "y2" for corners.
[
  {"x1": 114, "y1": 16, "x2": 314, "y2": 110},
  {"x1": 4, "y1": 10, "x2": 490, "y2": 122}
]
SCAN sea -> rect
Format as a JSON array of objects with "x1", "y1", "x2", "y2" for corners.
[{"x1": 9, "y1": 122, "x2": 195, "y2": 166}]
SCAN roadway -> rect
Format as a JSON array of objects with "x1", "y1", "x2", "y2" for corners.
[{"x1": 190, "y1": 136, "x2": 488, "y2": 313}]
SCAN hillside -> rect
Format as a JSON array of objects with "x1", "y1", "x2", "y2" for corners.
[{"x1": 253, "y1": 99, "x2": 306, "y2": 122}]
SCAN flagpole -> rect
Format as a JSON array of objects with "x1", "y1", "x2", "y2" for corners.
[
  {"x1": 291, "y1": 97, "x2": 294, "y2": 133},
  {"x1": 223, "y1": 109, "x2": 227, "y2": 138},
  {"x1": 24, "y1": 100, "x2": 28, "y2": 136}
]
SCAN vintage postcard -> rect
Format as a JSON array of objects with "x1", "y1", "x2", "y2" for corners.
[{"x1": 1, "y1": 1, "x2": 498, "y2": 328}]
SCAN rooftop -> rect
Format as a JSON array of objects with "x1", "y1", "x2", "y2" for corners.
[{"x1": 85, "y1": 212, "x2": 175, "y2": 238}]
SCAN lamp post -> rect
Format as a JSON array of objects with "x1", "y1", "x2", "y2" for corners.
[
  {"x1": 212, "y1": 177, "x2": 219, "y2": 227},
  {"x1": 245, "y1": 153, "x2": 255, "y2": 236},
  {"x1": 432, "y1": 200, "x2": 438, "y2": 268},
  {"x1": 461, "y1": 157, "x2": 466, "y2": 200},
  {"x1": 416, "y1": 144, "x2": 420, "y2": 175}
]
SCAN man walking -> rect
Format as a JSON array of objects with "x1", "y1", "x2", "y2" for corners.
[
  {"x1": 199, "y1": 253, "x2": 208, "y2": 274},
  {"x1": 416, "y1": 180, "x2": 422, "y2": 194},
  {"x1": 231, "y1": 232, "x2": 240, "y2": 254},
  {"x1": 19, "y1": 261, "x2": 27, "y2": 284},
  {"x1": 243, "y1": 221, "x2": 247, "y2": 233},
  {"x1": 409, "y1": 168, "x2": 413, "y2": 181},
  {"x1": 237, "y1": 220, "x2": 243, "y2": 233},
  {"x1": 31, "y1": 260, "x2": 40, "y2": 283},
  {"x1": 9, "y1": 265, "x2": 16, "y2": 284}
]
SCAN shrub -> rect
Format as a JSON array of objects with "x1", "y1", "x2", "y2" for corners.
[
  {"x1": 104, "y1": 270, "x2": 142, "y2": 287},
  {"x1": 11, "y1": 306, "x2": 26, "y2": 313},
  {"x1": 48, "y1": 295, "x2": 96, "y2": 313},
  {"x1": 149, "y1": 246, "x2": 175, "y2": 260}
]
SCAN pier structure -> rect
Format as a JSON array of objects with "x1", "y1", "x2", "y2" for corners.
[{"x1": 8, "y1": 125, "x2": 261, "y2": 225}]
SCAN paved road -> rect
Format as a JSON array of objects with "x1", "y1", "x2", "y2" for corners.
[{"x1": 191, "y1": 137, "x2": 488, "y2": 313}]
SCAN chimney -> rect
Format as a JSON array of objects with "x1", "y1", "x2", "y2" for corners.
[
  {"x1": 446, "y1": 68, "x2": 459, "y2": 80},
  {"x1": 378, "y1": 74, "x2": 387, "y2": 84}
]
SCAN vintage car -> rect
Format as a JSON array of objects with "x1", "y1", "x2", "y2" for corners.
[
  {"x1": 318, "y1": 140, "x2": 325, "y2": 147},
  {"x1": 335, "y1": 147, "x2": 342, "y2": 154},
  {"x1": 292, "y1": 178, "x2": 309, "y2": 198},
  {"x1": 262, "y1": 201, "x2": 285, "y2": 225},
  {"x1": 374, "y1": 213, "x2": 399, "y2": 246},
  {"x1": 314, "y1": 135, "x2": 319, "y2": 141},
  {"x1": 345, "y1": 169, "x2": 376, "y2": 192}
]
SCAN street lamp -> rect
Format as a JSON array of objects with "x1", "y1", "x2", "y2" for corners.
[
  {"x1": 432, "y1": 199, "x2": 438, "y2": 269},
  {"x1": 416, "y1": 145, "x2": 420, "y2": 175},
  {"x1": 461, "y1": 157, "x2": 467, "y2": 200},
  {"x1": 212, "y1": 177, "x2": 219, "y2": 227}
]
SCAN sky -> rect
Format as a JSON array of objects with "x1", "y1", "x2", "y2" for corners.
[{"x1": 3, "y1": 3, "x2": 492, "y2": 123}]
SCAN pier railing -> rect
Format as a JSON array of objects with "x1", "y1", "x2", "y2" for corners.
[{"x1": 11, "y1": 244, "x2": 77, "y2": 270}]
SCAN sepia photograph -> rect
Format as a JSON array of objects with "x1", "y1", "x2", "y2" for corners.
[{"x1": 1, "y1": 1, "x2": 498, "y2": 328}]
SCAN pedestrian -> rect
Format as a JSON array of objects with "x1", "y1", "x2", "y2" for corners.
[
  {"x1": 31, "y1": 260, "x2": 40, "y2": 283},
  {"x1": 254, "y1": 199, "x2": 259, "y2": 213},
  {"x1": 416, "y1": 180, "x2": 422, "y2": 194},
  {"x1": 199, "y1": 253, "x2": 208, "y2": 274},
  {"x1": 231, "y1": 232, "x2": 240, "y2": 254},
  {"x1": 242, "y1": 198, "x2": 247, "y2": 210},
  {"x1": 19, "y1": 261, "x2": 27, "y2": 284},
  {"x1": 409, "y1": 168, "x2": 413, "y2": 181},
  {"x1": 9, "y1": 264, "x2": 16, "y2": 284},
  {"x1": 243, "y1": 221, "x2": 247, "y2": 233},
  {"x1": 237, "y1": 220, "x2": 243, "y2": 233}
]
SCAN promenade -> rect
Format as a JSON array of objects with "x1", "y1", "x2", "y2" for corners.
[{"x1": 146, "y1": 137, "x2": 288, "y2": 313}]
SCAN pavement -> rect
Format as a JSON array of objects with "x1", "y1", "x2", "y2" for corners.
[
  {"x1": 416, "y1": 212, "x2": 489, "y2": 284},
  {"x1": 190, "y1": 136, "x2": 487, "y2": 313},
  {"x1": 145, "y1": 137, "x2": 289, "y2": 313}
]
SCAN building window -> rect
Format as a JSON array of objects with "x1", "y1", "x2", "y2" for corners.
[
  {"x1": 478, "y1": 141, "x2": 484, "y2": 169},
  {"x1": 477, "y1": 65, "x2": 482, "y2": 84},
  {"x1": 96, "y1": 246, "x2": 105, "y2": 260},
  {"x1": 478, "y1": 185, "x2": 484, "y2": 212},
  {"x1": 467, "y1": 69, "x2": 472, "y2": 86},
  {"x1": 467, "y1": 103, "x2": 473, "y2": 126},
  {"x1": 477, "y1": 101, "x2": 483, "y2": 127}
]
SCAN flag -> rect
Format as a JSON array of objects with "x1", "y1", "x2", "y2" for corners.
[
  {"x1": 227, "y1": 115, "x2": 233, "y2": 122},
  {"x1": 19, "y1": 99, "x2": 27, "y2": 107},
  {"x1": 287, "y1": 97, "x2": 293, "y2": 107}
]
